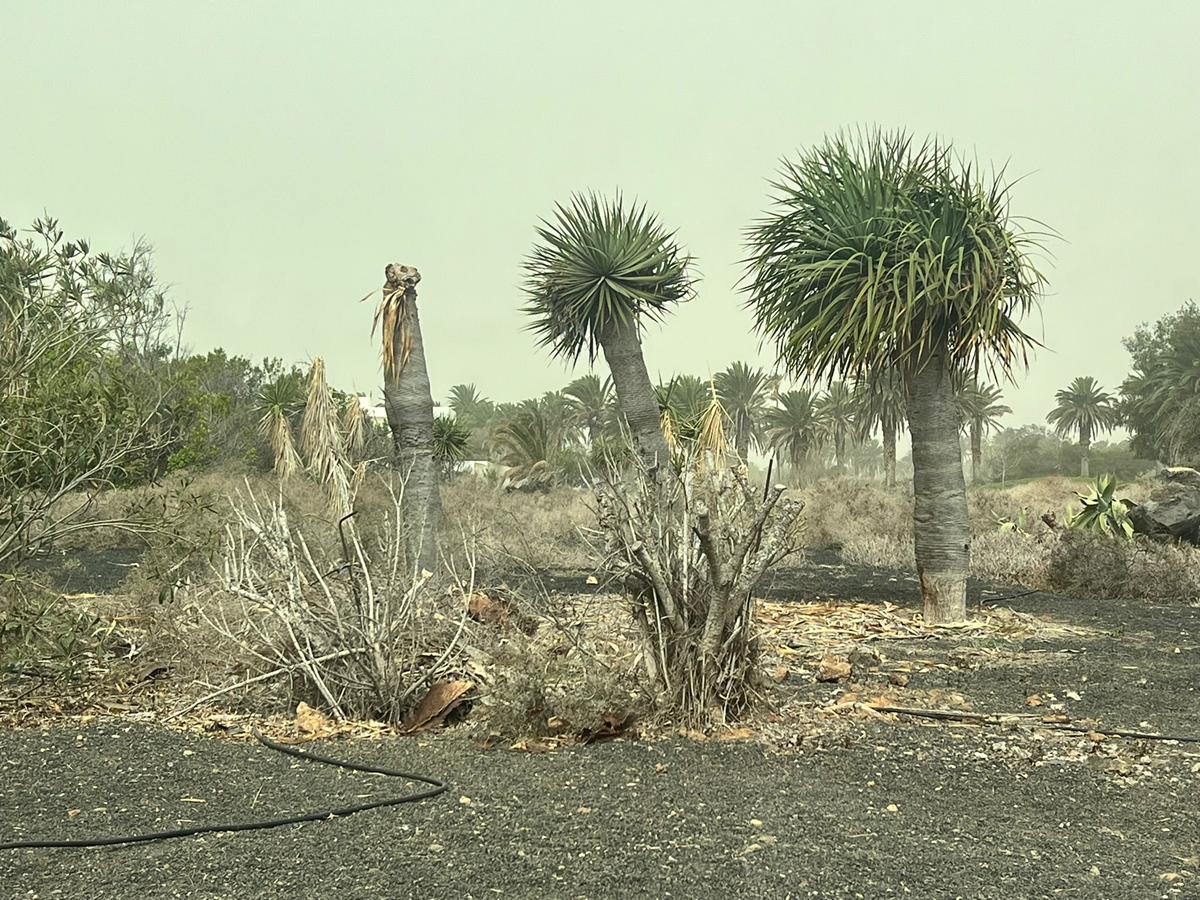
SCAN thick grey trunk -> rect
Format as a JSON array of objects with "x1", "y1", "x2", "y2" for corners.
[
  {"x1": 383, "y1": 292, "x2": 443, "y2": 575},
  {"x1": 883, "y1": 418, "x2": 897, "y2": 488},
  {"x1": 906, "y1": 355, "x2": 969, "y2": 624},
  {"x1": 598, "y1": 322, "x2": 669, "y2": 475}
]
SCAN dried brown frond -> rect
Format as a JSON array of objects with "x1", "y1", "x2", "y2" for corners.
[
  {"x1": 342, "y1": 393, "x2": 366, "y2": 461},
  {"x1": 372, "y1": 264, "x2": 421, "y2": 383},
  {"x1": 695, "y1": 379, "x2": 728, "y2": 469},
  {"x1": 661, "y1": 407, "x2": 680, "y2": 455},
  {"x1": 300, "y1": 358, "x2": 353, "y2": 515},
  {"x1": 259, "y1": 407, "x2": 301, "y2": 481}
]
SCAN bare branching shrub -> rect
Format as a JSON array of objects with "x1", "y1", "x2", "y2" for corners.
[
  {"x1": 598, "y1": 465, "x2": 804, "y2": 727},
  {"x1": 195, "y1": 485, "x2": 471, "y2": 722}
]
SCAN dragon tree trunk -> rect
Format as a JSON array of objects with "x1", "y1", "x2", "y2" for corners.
[
  {"x1": 381, "y1": 265, "x2": 443, "y2": 575},
  {"x1": 907, "y1": 353, "x2": 970, "y2": 624}
]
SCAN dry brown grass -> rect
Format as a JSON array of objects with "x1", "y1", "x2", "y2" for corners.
[
  {"x1": 441, "y1": 479, "x2": 597, "y2": 574},
  {"x1": 796, "y1": 477, "x2": 913, "y2": 550}
]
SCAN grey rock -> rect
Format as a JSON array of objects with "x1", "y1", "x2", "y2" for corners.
[{"x1": 1127, "y1": 467, "x2": 1200, "y2": 544}]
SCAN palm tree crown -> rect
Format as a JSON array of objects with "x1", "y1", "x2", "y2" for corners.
[
  {"x1": 522, "y1": 192, "x2": 694, "y2": 364},
  {"x1": 816, "y1": 381, "x2": 857, "y2": 469},
  {"x1": 763, "y1": 389, "x2": 820, "y2": 476},
  {"x1": 743, "y1": 130, "x2": 1044, "y2": 383},
  {"x1": 1046, "y1": 376, "x2": 1118, "y2": 441},
  {"x1": 957, "y1": 380, "x2": 1012, "y2": 436},
  {"x1": 564, "y1": 373, "x2": 615, "y2": 443}
]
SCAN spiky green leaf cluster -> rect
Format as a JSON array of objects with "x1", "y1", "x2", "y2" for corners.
[
  {"x1": 743, "y1": 129, "x2": 1047, "y2": 383},
  {"x1": 523, "y1": 192, "x2": 695, "y2": 364},
  {"x1": 1066, "y1": 474, "x2": 1134, "y2": 537}
]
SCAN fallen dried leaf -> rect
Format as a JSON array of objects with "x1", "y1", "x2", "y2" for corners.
[
  {"x1": 719, "y1": 726, "x2": 756, "y2": 741},
  {"x1": 401, "y1": 681, "x2": 472, "y2": 733}
]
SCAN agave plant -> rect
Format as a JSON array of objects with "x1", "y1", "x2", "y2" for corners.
[{"x1": 1066, "y1": 475, "x2": 1134, "y2": 537}]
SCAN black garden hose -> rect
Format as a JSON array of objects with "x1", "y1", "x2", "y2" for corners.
[{"x1": 0, "y1": 730, "x2": 448, "y2": 850}]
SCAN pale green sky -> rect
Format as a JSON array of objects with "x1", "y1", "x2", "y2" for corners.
[{"x1": 3, "y1": 2, "x2": 1198, "y2": 428}]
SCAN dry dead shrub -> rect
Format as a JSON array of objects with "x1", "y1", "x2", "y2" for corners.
[
  {"x1": 1043, "y1": 530, "x2": 1200, "y2": 604},
  {"x1": 598, "y1": 464, "x2": 804, "y2": 727},
  {"x1": 1041, "y1": 528, "x2": 1200, "y2": 604},
  {"x1": 797, "y1": 477, "x2": 912, "y2": 551},
  {"x1": 441, "y1": 479, "x2": 595, "y2": 573},
  {"x1": 969, "y1": 530, "x2": 1052, "y2": 585},
  {"x1": 478, "y1": 628, "x2": 641, "y2": 739},
  {"x1": 188, "y1": 484, "x2": 473, "y2": 722},
  {"x1": 840, "y1": 534, "x2": 915, "y2": 570}
]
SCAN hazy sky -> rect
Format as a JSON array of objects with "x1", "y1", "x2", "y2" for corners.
[{"x1": 3, "y1": 2, "x2": 1198, "y2": 428}]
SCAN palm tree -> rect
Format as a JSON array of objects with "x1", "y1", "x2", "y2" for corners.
[
  {"x1": 956, "y1": 379, "x2": 1011, "y2": 483},
  {"x1": 490, "y1": 400, "x2": 568, "y2": 490},
  {"x1": 371, "y1": 263, "x2": 442, "y2": 574},
  {"x1": 763, "y1": 388, "x2": 820, "y2": 482},
  {"x1": 563, "y1": 373, "x2": 614, "y2": 445},
  {"x1": 852, "y1": 371, "x2": 906, "y2": 487},
  {"x1": 447, "y1": 383, "x2": 494, "y2": 430},
  {"x1": 744, "y1": 129, "x2": 1045, "y2": 623},
  {"x1": 1046, "y1": 376, "x2": 1119, "y2": 477},
  {"x1": 714, "y1": 361, "x2": 776, "y2": 462},
  {"x1": 523, "y1": 193, "x2": 694, "y2": 477},
  {"x1": 816, "y1": 381, "x2": 856, "y2": 472}
]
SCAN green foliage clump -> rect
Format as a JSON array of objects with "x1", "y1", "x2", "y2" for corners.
[
  {"x1": 1120, "y1": 301, "x2": 1200, "y2": 465},
  {"x1": 1066, "y1": 475, "x2": 1134, "y2": 537}
]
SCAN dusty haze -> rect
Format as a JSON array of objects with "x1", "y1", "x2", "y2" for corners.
[{"x1": 3, "y1": 2, "x2": 1198, "y2": 427}]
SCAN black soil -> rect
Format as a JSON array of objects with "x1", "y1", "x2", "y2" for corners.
[{"x1": 2, "y1": 551, "x2": 1198, "y2": 899}]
